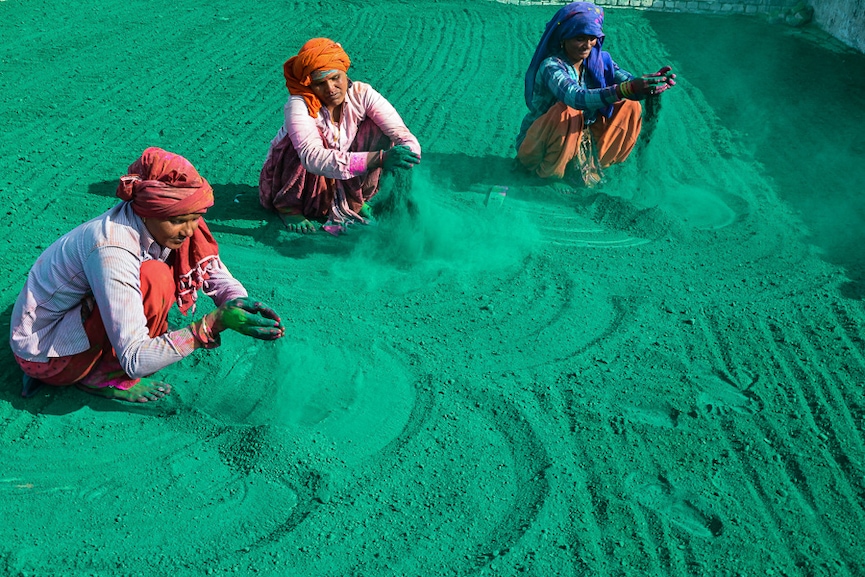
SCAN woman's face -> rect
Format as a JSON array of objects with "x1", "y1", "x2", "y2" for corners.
[
  {"x1": 563, "y1": 34, "x2": 598, "y2": 64},
  {"x1": 310, "y1": 71, "x2": 349, "y2": 109},
  {"x1": 144, "y1": 213, "x2": 205, "y2": 249}
]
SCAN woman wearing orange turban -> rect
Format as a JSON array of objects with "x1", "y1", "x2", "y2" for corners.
[
  {"x1": 259, "y1": 38, "x2": 422, "y2": 234},
  {"x1": 10, "y1": 147, "x2": 285, "y2": 403}
]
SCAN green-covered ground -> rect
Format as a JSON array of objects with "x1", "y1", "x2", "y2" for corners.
[{"x1": 1, "y1": 1, "x2": 864, "y2": 575}]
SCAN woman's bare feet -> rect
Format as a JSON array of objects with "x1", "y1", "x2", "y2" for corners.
[
  {"x1": 76, "y1": 379, "x2": 172, "y2": 403},
  {"x1": 278, "y1": 212, "x2": 317, "y2": 233}
]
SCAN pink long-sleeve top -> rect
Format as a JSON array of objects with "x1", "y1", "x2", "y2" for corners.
[{"x1": 269, "y1": 81, "x2": 421, "y2": 178}]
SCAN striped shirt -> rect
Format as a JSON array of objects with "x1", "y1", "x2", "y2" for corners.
[
  {"x1": 516, "y1": 52, "x2": 633, "y2": 149},
  {"x1": 10, "y1": 202, "x2": 247, "y2": 378}
]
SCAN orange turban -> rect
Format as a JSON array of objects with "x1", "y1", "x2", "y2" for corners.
[
  {"x1": 283, "y1": 38, "x2": 351, "y2": 118},
  {"x1": 116, "y1": 147, "x2": 215, "y2": 219}
]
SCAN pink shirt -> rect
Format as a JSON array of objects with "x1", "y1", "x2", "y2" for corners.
[{"x1": 268, "y1": 81, "x2": 421, "y2": 178}]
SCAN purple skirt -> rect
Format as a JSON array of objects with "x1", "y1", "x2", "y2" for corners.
[{"x1": 259, "y1": 118, "x2": 391, "y2": 221}]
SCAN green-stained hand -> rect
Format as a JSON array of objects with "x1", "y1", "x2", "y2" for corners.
[
  {"x1": 211, "y1": 298, "x2": 285, "y2": 340},
  {"x1": 383, "y1": 145, "x2": 421, "y2": 171}
]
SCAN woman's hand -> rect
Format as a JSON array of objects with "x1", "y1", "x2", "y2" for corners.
[
  {"x1": 382, "y1": 146, "x2": 421, "y2": 171},
  {"x1": 210, "y1": 298, "x2": 285, "y2": 340},
  {"x1": 617, "y1": 66, "x2": 676, "y2": 100},
  {"x1": 642, "y1": 66, "x2": 676, "y2": 85}
]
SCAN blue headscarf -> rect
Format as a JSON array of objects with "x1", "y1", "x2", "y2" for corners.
[{"x1": 524, "y1": 2, "x2": 617, "y2": 118}]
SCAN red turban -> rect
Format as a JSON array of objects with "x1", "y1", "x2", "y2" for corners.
[
  {"x1": 283, "y1": 38, "x2": 351, "y2": 118},
  {"x1": 117, "y1": 147, "x2": 221, "y2": 315},
  {"x1": 116, "y1": 147, "x2": 214, "y2": 218}
]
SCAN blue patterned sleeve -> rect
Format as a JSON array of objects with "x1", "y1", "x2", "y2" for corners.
[
  {"x1": 540, "y1": 58, "x2": 619, "y2": 112},
  {"x1": 612, "y1": 61, "x2": 635, "y2": 83}
]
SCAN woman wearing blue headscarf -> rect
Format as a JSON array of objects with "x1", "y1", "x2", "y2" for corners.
[{"x1": 516, "y1": 2, "x2": 675, "y2": 187}]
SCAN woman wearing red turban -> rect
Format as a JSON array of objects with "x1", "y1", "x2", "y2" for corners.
[
  {"x1": 259, "y1": 38, "x2": 422, "y2": 234},
  {"x1": 10, "y1": 147, "x2": 285, "y2": 402}
]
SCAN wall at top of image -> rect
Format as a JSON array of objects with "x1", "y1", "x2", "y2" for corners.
[
  {"x1": 492, "y1": 0, "x2": 865, "y2": 53},
  {"x1": 492, "y1": 0, "x2": 801, "y2": 14},
  {"x1": 810, "y1": 0, "x2": 865, "y2": 53}
]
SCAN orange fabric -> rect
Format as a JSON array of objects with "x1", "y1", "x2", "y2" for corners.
[
  {"x1": 139, "y1": 259, "x2": 175, "y2": 337},
  {"x1": 518, "y1": 102, "x2": 585, "y2": 179},
  {"x1": 591, "y1": 100, "x2": 642, "y2": 167},
  {"x1": 517, "y1": 100, "x2": 642, "y2": 179},
  {"x1": 283, "y1": 38, "x2": 351, "y2": 118},
  {"x1": 14, "y1": 261, "x2": 175, "y2": 388}
]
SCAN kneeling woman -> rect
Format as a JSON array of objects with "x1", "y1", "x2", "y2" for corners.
[
  {"x1": 259, "y1": 38, "x2": 421, "y2": 233},
  {"x1": 10, "y1": 147, "x2": 284, "y2": 403},
  {"x1": 516, "y1": 2, "x2": 676, "y2": 187}
]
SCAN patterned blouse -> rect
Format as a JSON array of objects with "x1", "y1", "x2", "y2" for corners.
[{"x1": 516, "y1": 51, "x2": 633, "y2": 149}]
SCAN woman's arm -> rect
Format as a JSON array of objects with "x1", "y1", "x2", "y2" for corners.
[
  {"x1": 86, "y1": 247, "x2": 215, "y2": 378},
  {"x1": 540, "y1": 57, "x2": 619, "y2": 112},
  {"x1": 285, "y1": 97, "x2": 361, "y2": 180},
  {"x1": 612, "y1": 61, "x2": 635, "y2": 83},
  {"x1": 362, "y1": 86, "x2": 421, "y2": 156},
  {"x1": 201, "y1": 258, "x2": 248, "y2": 307}
]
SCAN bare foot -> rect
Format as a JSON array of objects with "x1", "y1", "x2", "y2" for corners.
[
  {"x1": 278, "y1": 212, "x2": 317, "y2": 233},
  {"x1": 76, "y1": 379, "x2": 172, "y2": 403}
]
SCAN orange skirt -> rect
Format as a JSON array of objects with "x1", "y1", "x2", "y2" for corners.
[
  {"x1": 517, "y1": 100, "x2": 642, "y2": 180},
  {"x1": 14, "y1": 260, "x2": 175, "y2": 389}
]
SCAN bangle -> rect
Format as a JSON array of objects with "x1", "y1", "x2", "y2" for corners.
[
  {"x1": 191, "y1": 315, "x2": 221, "y2": 349},
  {"x1": 620, "y1": 81, "x2": 633, "y2": 98}
]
